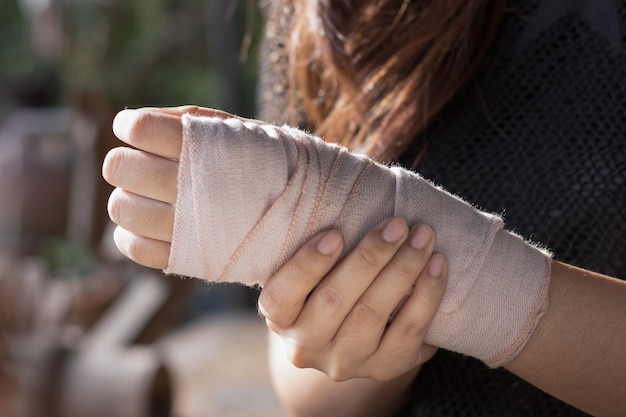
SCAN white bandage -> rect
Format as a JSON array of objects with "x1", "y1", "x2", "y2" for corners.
[{"x1": 165, "y1": 115, "x2": 551, "y2": 367}]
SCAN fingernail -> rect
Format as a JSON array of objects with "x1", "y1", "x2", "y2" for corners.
[
  {"x1": 112, "y1": 109, "x2": 137, "y2": 141},
  {"x1": 428, "y1": 255, "x2": 445, "y2": 277},
  {"x1": 381, "y1": 218, "x2": 406, "y2": 243},
  {"x1": 410, "y1": 224, "x2": 432, "y2": 250},
  {"x1": 317, "y1": 231, "x2": 342, "y2": 255}
]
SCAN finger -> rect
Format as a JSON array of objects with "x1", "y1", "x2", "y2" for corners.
[
  {"x1": 107, "y1": 188, "x2": 174, "y2": 243},
  {"x1": 112, "y1": 109, "x2": 182, "y2": 159},
  {"x1": 379, "y1": 254, "x2": 448, "y2": 366},
  {"x1": 102, "y1": 147, "x2": 178, "y2": 204},
  {"x1": 296, "y1": 218, "x2": 409, "y2": 343},
  {"x1": 113, "y1": 226, "x2": 171, "y2": 270},
  {"x1": 337, "y1": 224, "x2": 436, "y2": 352},
  {"x1": 144, "y1": 105, "x2": 268, "y2": 126},
  {"x1": 144, "y1": 105, "x2": 235, "y2": 119},
  {"x1": 259, "y1": 230, "x2": 343, "y2": 330}
]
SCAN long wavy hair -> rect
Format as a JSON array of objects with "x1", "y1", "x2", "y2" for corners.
[{"x1": 288, "y1": 0, "x2": 507, "y2": 162}]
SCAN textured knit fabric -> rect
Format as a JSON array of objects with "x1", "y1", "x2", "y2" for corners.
[
  {"x1": 166, "y1": 115, "x2": 551, "y2": 366},
  {"x1": 256, "y1": 0, "x2": 626, "y2": 415}
]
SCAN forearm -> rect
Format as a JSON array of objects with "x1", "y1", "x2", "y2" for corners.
[
  {"x1": 268, "y1": 331, "x2": 418, "y2": 417},
  {"x1": 505, "y1": 261, "x2": 626, "y2": 417}
]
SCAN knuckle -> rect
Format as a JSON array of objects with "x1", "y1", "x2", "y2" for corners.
[
  {"x1": 412, "y1": 289, "x2": 442, "y2": 314},
  {"x1": 129, "y1": 110, "x2": 151, "y2": 139},
  {"x1": 183, "y1": 105, "x2": 202, "y2": 116},
  {"x1": 286, "y1": 344, "x2": 312, "y2": 370},
  {"x1": 388, "y1": 258, "x2": 419, "y2": 277},
  {"x1": 289, "y1": 253, "x2": 315, "y2": 279},
  {"x1": 355, "y1": 245, "x2": 382, "y2": 268},
  {"x1": 327, "y1": 362, "x2": 352, "y2": 382},
  {"x1": 258, "y1": 287, "x2": 286, "y2": 322},
  {"x1": 102, "y1": 148, "x2": 124, "y2": 184},
  {"x1": 107, "y1": 189, "x2": 122, "y2": 224},
  {"x1": 123, "y1": 235, "x2": 142, "y2": 262},
  {"x1": 315, "y1": 285, "x2": 343, "y2": 312},
  {"x1": 352, "y1": 298, "x2": 385, "y2": 326},
  {"x1": 326, "y1": 365, "x2": 342, "y2": 382},
  {"x1": 113, "y1": 227, "x2": 166, "y2": 269},
  {"x1": 396, "y1": 319, "x2": 425, "y2": 339}
]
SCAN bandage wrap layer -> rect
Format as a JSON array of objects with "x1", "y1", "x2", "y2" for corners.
[{"x1": 165, "y1": 115, "x2": 551, "y2": 366}]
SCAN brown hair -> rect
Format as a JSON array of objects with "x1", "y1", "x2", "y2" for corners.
[{"x1": 288, "y1": 0, "x2": 506, "y2": 163}]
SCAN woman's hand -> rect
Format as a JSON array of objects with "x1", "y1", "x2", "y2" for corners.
[
  {"x1": 259, "y1": 218, "x2": 448, "y2": 382},
  {"x1": 102, "y1": 106, "x2": 246, "y2": 268},
  {"x1": 104, "y1": 104, "x2": 447, "y2": 381}
]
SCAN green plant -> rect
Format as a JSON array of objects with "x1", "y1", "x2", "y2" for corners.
[{"x1": 1, "y1": 0, "x2": 261, "y2": 115}]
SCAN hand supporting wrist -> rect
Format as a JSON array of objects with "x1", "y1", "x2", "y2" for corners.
[{"x1": 165, "y1": 115, "x2": 551, "y2": 366}]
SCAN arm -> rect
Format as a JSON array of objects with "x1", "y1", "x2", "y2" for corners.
[
  {"x1": 505, "y1": 261, "x2": 626, "y2": 416},
  {"x1": 265, "y1": 243, "x2": 626, "y2": 417},
  {"x1": 257, "y1": 219, "x2": 447, "y2": 417},
  {"x1": 103, "y1": 106, "x2": 626, "y2": 417},
  {"x1": 268, "y1": 331, "x2": 420, "y2": 417}
]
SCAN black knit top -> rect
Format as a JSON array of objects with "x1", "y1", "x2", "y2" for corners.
[{"x1": 256, "y1": 0, "x2": 626, "y2": 415}]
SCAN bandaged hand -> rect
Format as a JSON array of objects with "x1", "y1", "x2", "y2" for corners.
[
  {"x1": 102, "y1": 106, "x2": 239, "y2": 269},
  {"x1": 103, "y1": 106, "x2": 552, "y2": 367}
]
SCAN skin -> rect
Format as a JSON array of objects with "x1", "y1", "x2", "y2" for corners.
[
  {"x1": 103, "y1": 106, "x2": 626, "y2": 417},
  {"x1": 261, "y1": 219, "x2": 447, "y2": 417}
]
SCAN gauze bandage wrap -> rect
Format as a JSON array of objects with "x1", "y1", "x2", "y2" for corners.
[{"x1": 165, "y1": 115, "x2": 551, "y2": 367}]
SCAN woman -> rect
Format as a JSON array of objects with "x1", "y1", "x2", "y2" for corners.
[
  {"x1": 255, "y1": 1, "x2": 626, "y2": 415},
  {"x1": 102, "y1": 0, "x2": 626, "y2": 415}
]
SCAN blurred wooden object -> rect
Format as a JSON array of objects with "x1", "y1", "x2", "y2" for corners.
[
  {"x1": 0, "y1": 108, "x2": 98, "y2": 255},
  {"x1": 60, "y1": 348, "x2": 171, "y2": 417},
  {"x1": 1, "y1": 259, "x2": 187, "y2": 417},
  {"x1": 59, "y1": 273, "x2": 175, "y2": 417},
  {"x1": 160, "y1": 314, "x2": 281, "y2": 417},
  {"x1": 0, "y1": 102, "x2": 195, "y2": 416}
]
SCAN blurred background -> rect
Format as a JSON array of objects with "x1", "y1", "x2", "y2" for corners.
[{"x1": 0, "y1": 0, "x2": 281, "y2": 416}]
